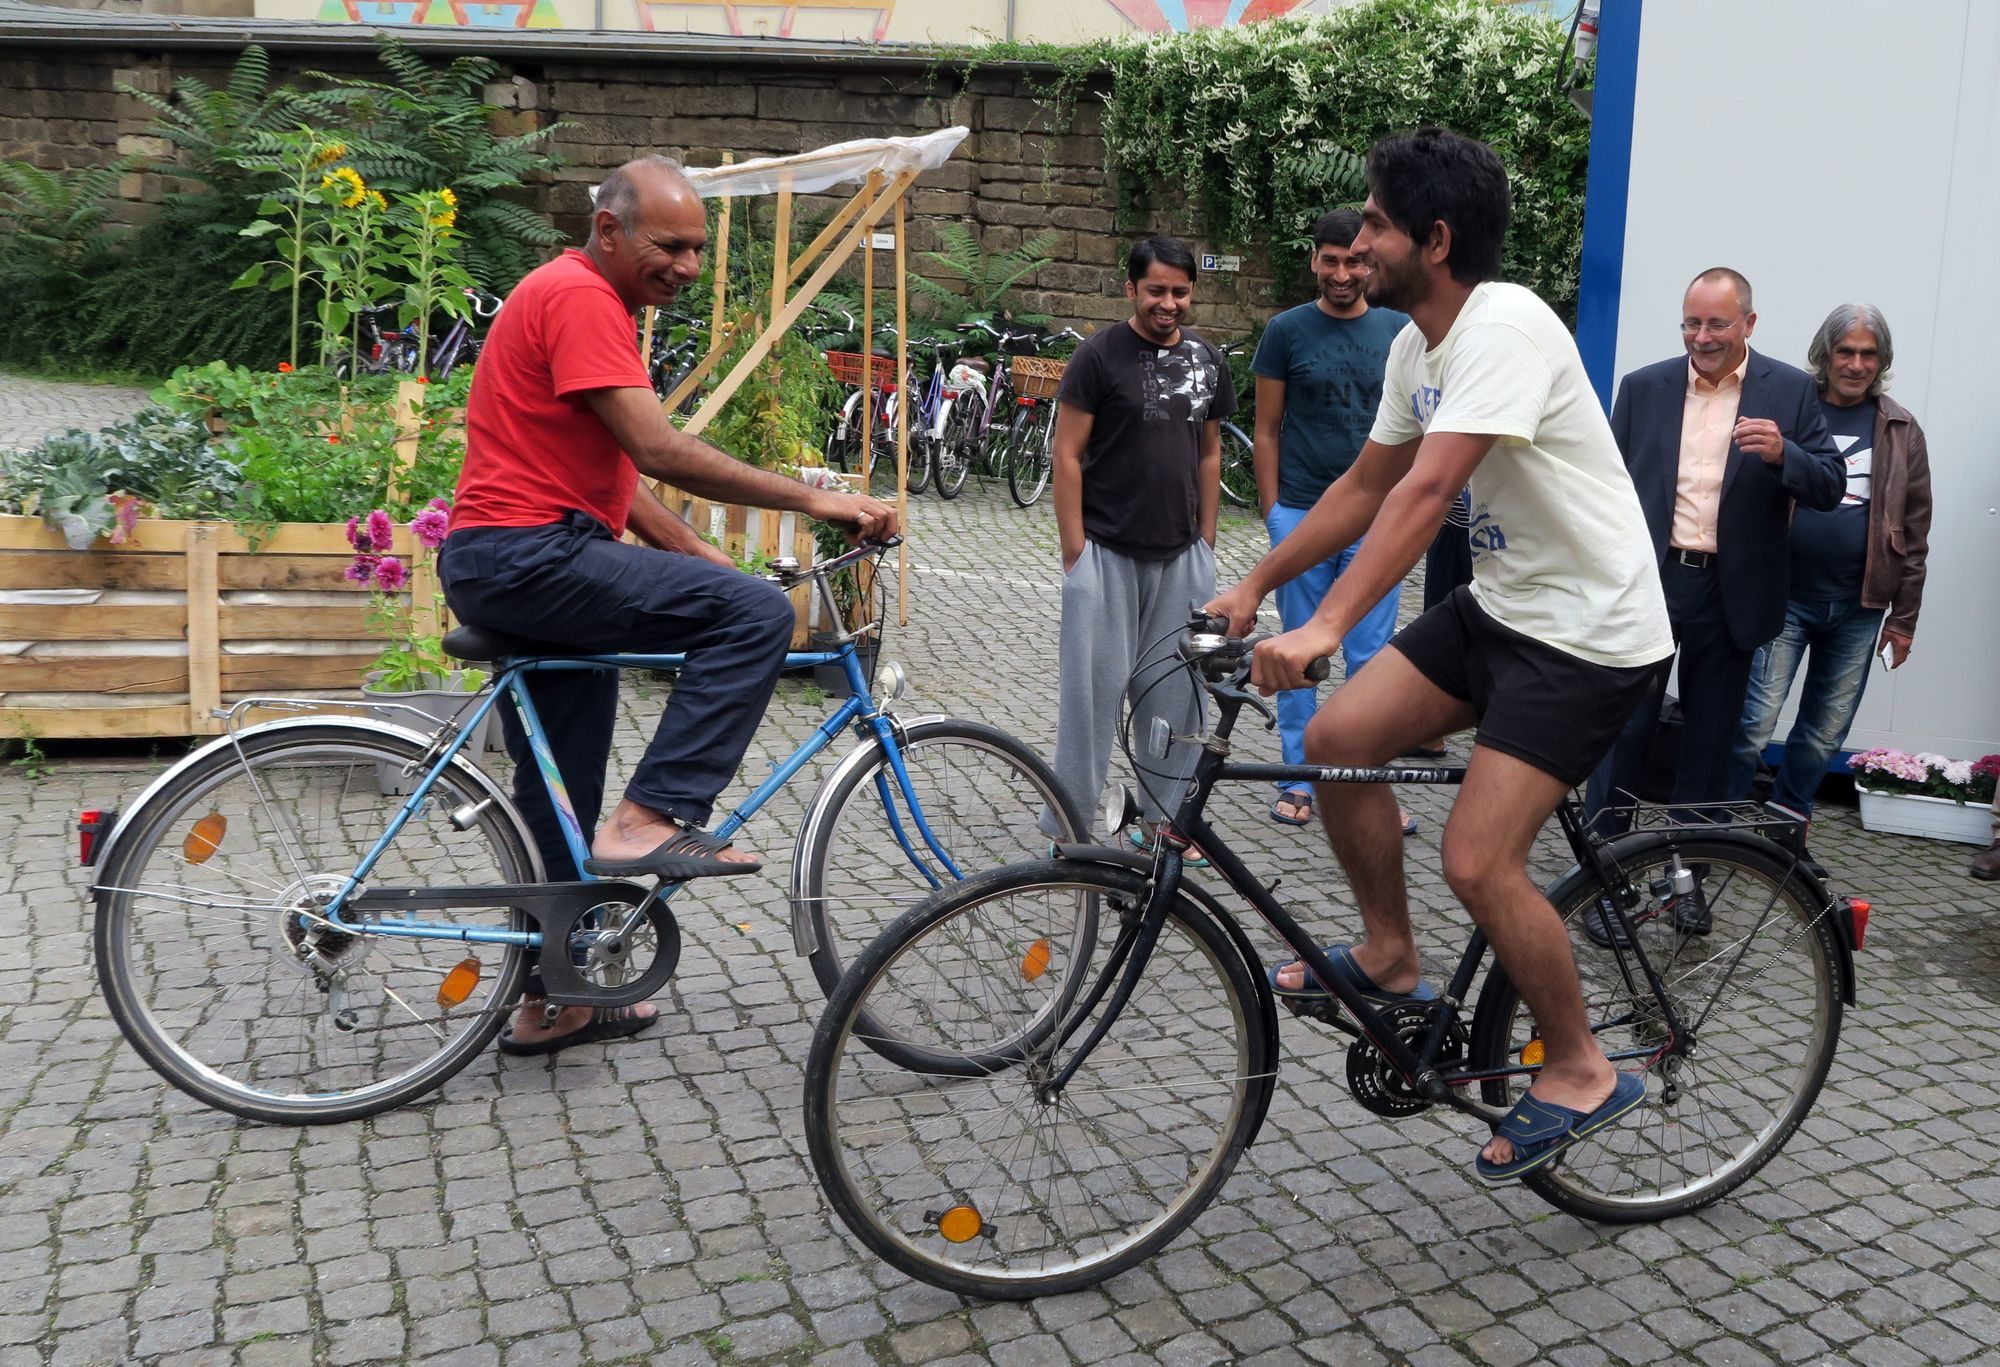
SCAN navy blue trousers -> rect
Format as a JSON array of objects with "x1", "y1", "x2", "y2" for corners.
[{"x1": 439, "y1": 512, "x2": 795, "y2": 882}]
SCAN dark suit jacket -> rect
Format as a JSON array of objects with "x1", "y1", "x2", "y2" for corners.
[{"x1": 1611, "y1": 348, "x2": 1843, "y2": 651}]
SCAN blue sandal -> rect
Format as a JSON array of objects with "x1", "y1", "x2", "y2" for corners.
[
  {"x1": 1475, "y1": 1072, "x2": 1647, "y2": 1183},
  {"x1": 1267, "y1": 942, "x2": 1437, "y2": 1004}
]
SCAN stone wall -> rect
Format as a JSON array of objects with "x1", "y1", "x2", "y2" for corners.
[{"x1": 0, "y1": 44, "x2": 1301, "y2": 340}]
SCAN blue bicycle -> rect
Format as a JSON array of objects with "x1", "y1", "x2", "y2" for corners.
[{"x1": 86, "y1": 540, "x2": 1088, "y2": 1123}]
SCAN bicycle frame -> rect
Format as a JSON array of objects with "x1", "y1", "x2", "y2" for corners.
[
  {"x1": 309, "y1": 632, "x2": 965, "y2": 953},
  {"x1": 1049, "y1": 688, "x2": 1695, "y2": 1130}
]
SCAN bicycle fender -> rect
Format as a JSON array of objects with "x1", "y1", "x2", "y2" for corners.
[
  {"x1": 1053, "y1": 843, "x2": 1282, "y2": 1141},
  {"x1": 90, "y1": 716, "x2": 544, "y2": 887},
  {"x1": 787, "y1": 713, "x2": 952, "y2": 957},
  {"x1": 1548, "y1": 829, "x2": 1855, "y2": 1008}
]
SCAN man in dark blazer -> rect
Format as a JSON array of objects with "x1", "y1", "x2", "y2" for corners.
[{"x1": 1585, "y1": 267, "x2": 1843, "y2": 837}]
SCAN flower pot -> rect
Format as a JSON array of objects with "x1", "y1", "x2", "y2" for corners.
[
  {"x1": 1854, "y1": 783, "x2": 1994, "y2": 845},
  {"x1": 807, "y1": 631, "x2": 877, "y2": 698},
  {"x1": 363, "y1": 669, "x2": 496, "y2": 793}
]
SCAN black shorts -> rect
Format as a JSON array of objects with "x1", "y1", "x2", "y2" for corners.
[{"x1": 1391, "y1": 586, "x2": 1668, "y2": 788}]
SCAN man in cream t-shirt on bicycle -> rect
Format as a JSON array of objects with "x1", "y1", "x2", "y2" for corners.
[{"x1": 1205, "y1": 126, "x2": 1676, "y2": 1181}]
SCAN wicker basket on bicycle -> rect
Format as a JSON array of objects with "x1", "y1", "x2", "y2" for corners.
[
  {"x1": 1009, "y1": 354, "x2": 1069, "y2": 401},
  {"x1": 824, "y1": 350, "x2": 903, "y2": 392}
]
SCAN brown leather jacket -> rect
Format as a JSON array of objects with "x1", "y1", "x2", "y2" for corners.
[{"x1": 1861, "y1": 393, "x2": 1932, "y2": 638}]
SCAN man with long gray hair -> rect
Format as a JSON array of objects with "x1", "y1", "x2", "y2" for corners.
[{"x1": 1726, "y1": 302, "x2": 1932, "y2": 855}]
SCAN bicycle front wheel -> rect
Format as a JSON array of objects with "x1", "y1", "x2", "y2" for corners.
[
  {"x1": 805, "y1": 861, "x2": 1270, "y2": 1300},
  {"x1": 94, "y1": 723, "x2": 535, "y2": 1124},
  {"x1": 1006, "y1": 405, "x2": 1053, "y2": 507},
  {"x1": 1468, "y1": 834, "x2": 1842, "y2": 1222},
  {"x1": 1218, "y1": 422, "x2": 1256, "y2": 509},
  {"x1": 795, "y1": 719, "x2": 1087, "y2": 1012}
]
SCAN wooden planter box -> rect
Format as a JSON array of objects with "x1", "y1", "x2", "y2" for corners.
[
  {"x1": 652, "y1": 481, "x2": 857, "y2": 649},
  {"x1": 0, "y1": 514, "x2": 425, "y2": 740}
]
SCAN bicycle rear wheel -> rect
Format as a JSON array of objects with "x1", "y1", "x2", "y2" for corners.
[
  {"x1": 794, "y1": 719, "x2": 1088, "y2": 1048},
  {"x1": 94, "y1": 723, "x2": 535, "y2": 1124},
  {"x1": 1218, "y1": 422, "x2": 1256, "y2": 509},
  {"x1": 805, "y1": 861, "x2": 1270, "y2": 1300},
  {"x1": 1006, "y1": 405, "x2": 1053, "y2": 507},
  {"x1": 1468, "y1": 834, "x2": 1842, "y2": 1222},
  {"x1": 932, "y1": 400, "x2": 972, "y2": 499}
]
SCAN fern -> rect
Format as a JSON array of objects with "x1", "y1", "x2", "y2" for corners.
[{"x1": 909, "y1": 223, "x2": 1061, "y2": 321}]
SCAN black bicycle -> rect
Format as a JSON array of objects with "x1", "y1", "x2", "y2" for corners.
[{"x1": 804, "y1": 614, "x2": 1863, "y2": 1299}]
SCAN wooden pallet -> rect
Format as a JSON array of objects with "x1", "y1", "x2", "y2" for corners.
[{"x1": 0, "y1": 515, "x2": 426, "y2": 740}]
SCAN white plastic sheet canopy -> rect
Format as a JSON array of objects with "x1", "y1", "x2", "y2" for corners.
[{"x1": 680, "y1": 127, "x2": 969, "y2": 200}]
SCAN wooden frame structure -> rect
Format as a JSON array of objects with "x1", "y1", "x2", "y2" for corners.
[{"x1": 638, "y1": 130, "x2": 968, "y2": 625}]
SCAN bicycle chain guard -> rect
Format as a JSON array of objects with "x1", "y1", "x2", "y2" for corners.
[{"x1": 347, "y1": 880, "x2": 680, "y2": 1009}]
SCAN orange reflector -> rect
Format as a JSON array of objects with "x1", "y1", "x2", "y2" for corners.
[
  {"x1": 937, "y1": 1205, "x2": 982, "y2": 1243},
  {"x1": 1520, "y1": 1039, "x2": 1545, "y2": 1067},
  {"x1": 182, "y1": 811, "x2": 227, "y2": 864},
  {"x1": 1846, "y1": 898, "x2": 1870, "y2": 950},
  {"x1": 1021, "y1": 938, "x2": 1052, "y2": 983},
  {"x1": 436, "y1": 957, "x2": 481, "y2": 1008}
]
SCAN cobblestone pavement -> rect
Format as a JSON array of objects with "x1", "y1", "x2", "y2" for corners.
[
  {"x1": 0, "y1": 373, "x2": 150, "y2": 451},
  {"x1": 6, "y1": 372, "x2": 2000, "y2": 1366}
]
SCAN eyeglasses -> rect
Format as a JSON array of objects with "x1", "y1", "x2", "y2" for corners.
[{"x1": 1680, "y1": 318, "x2": 1744, "y2": 337}]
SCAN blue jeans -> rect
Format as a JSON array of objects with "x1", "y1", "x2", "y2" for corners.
[
  {"x1": 1267, "y1": 503, "x2": 1402, "y2": 795},
  {"x1": 1728, "y1": 597, "x2": 1885, "y2": 818}
]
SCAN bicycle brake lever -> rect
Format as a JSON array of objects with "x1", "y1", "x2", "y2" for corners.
[{"x1": 1213, "y1": 682, "x2": 1277, "y2": 730}]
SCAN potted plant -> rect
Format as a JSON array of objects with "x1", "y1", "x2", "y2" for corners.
[
  {"x1": 347, "y1": 499, "x2": 493, "y2": 785},
  {"x1": 1849, "y1": 749, "x2": 2000, "y2": 845}
]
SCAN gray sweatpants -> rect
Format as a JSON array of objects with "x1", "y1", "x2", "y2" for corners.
[{"x1": 1044, "y1": 539, "x2": 1216, "y2": 837}]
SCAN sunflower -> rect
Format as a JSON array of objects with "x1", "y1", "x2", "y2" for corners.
[
  {"x1": 311, "y1": 142, "x2": 347, "y2": 168},
  {"x1": 321, "y1": 166, "x2": 367, "y2": 209},
  {"x1": 428, "y1": 187, "x2": 459, "y2": 229},
  {"x1": 365, "y1": 190, "x2": 387, "y2": 213}
]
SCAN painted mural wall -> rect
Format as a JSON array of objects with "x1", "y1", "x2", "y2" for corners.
[{"x1": 254, "y1": 0, "x2": 1355, "y2": 45}]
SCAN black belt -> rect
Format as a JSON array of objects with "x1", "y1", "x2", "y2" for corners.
[{"x1": 1667, "y1": 547, "x2": 1715, "y2": 569}]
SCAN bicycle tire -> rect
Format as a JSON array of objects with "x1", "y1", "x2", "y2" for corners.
[
  {"x1": 824, "y1": 404, "x2": 860, "y2": 474},
  {"x1": 805, "y1": 860, "x2": 1271, "y2": 1300},
  {"x1": 1006, "y1": 405, "x2": 1053, "y2": 507},
  {"x1": 932, "y1": 398, "x2": 972, "y2": 499},
  {"x1": 794, "y1": 719, "x2": 1089, "y2": 1068},
  {"x1": 94, "y1": 722, "x2": 536, "y2": 1124},
  {"x1": 1218, "y1": 421, "x2": 1256, "y2": 510},
  {"x1": 1466, "y1": 832, "x2": 1842, "y2": 1223}
]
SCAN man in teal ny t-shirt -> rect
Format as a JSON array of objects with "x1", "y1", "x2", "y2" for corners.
[{"x1": 1252, "y1": 208, "x2": 1410, "y2": 828}]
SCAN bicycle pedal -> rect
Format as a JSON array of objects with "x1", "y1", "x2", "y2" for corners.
[{"x1": 1280, "y1": 995, "x2": 1342, "y2": 1028}]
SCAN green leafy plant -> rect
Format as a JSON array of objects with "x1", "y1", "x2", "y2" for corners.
[
  {"x1": 297, "y1": 37, "x2": 569, "y2": 288},
  {"x1": 907, "y1": 223, "x2": 1059, "y2": 326},
  {"x1": 7, "y1": 726, "x2": 52, "y2": 783},
  {"x1": 154, "y1": 362, "x2": 414, "y2": 524},
  {"x1": 701, "y1": 306, "x2": 841, "y2": 473},
  {"x1": 231, "y1": 127, "x2": 358, "y2": 368},
  {"x1": 0, "y1": 408, "x2": 243, "y2": 546},
  {"x1": 387, "y1": 187, "x2": 479, "y2": 377}
]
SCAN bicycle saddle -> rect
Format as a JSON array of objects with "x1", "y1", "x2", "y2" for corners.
[{"x1": 442, "y1": 624, "x2": 571, "y2": 662}]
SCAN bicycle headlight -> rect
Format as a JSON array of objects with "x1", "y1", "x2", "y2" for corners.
[{"x1": 873, "y1": 659, "x2": 908, "y2": 704}]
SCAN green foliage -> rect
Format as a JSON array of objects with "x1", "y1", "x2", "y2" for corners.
[
  {"x1": 297, "y1": 37, "x2": 568, "y2": 288},
  {"x1": 152, "y1": 362, "x2": 461, "y2": 524},
  {"x1": 701, "y1": 306, "x2": 841, "y2": 472},
  {"x1": 0, "y1": 407, "x2": 243, "y2": 546},
  {"x1": 941, "y1": 0, "x2": 1592, "y2": 320},
  {"x1": 907, "y1": 223, "x2": 1060, "y2": 325},
  {"x1": 0, "y1": 159, "x2": 139, "y2": 368},
  {"x1": 20, "y1": 41, "x2": 565, "y2": 376}
]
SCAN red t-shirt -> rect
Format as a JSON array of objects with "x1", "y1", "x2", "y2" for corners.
[{"x1": 452, "y1": 249, "x2": 650, "y2": 537}]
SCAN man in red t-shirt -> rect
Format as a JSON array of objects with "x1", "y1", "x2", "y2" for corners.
[{"x1": 441, "y1": 157, "x2": 894, "y2": 1053}]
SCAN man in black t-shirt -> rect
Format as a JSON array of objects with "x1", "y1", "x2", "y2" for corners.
[
  {"x1": 1044, "y1": 236, "x2": 1235, "y2": 846},
  {"x1": 1728, "y1": 302, "x2": 1933, "y2": 845}
]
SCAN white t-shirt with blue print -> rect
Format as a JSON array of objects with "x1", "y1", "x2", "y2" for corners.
[{"x1": 1369, "y1": 281, "x2": 1673, "y2": 669}]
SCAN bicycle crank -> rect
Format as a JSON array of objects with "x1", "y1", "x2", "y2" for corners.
[
  {"x1": 347, "y1": 880, "x2": 679, "y2": 1008},
  {"x1": 1344, "y1": 1002, "x2": 1469, "y2": 1118}
]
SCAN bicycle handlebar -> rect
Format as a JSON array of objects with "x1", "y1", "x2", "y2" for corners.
[{"x1": 1183, "y1": 612, "x2": 1329, "y2": 683}]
